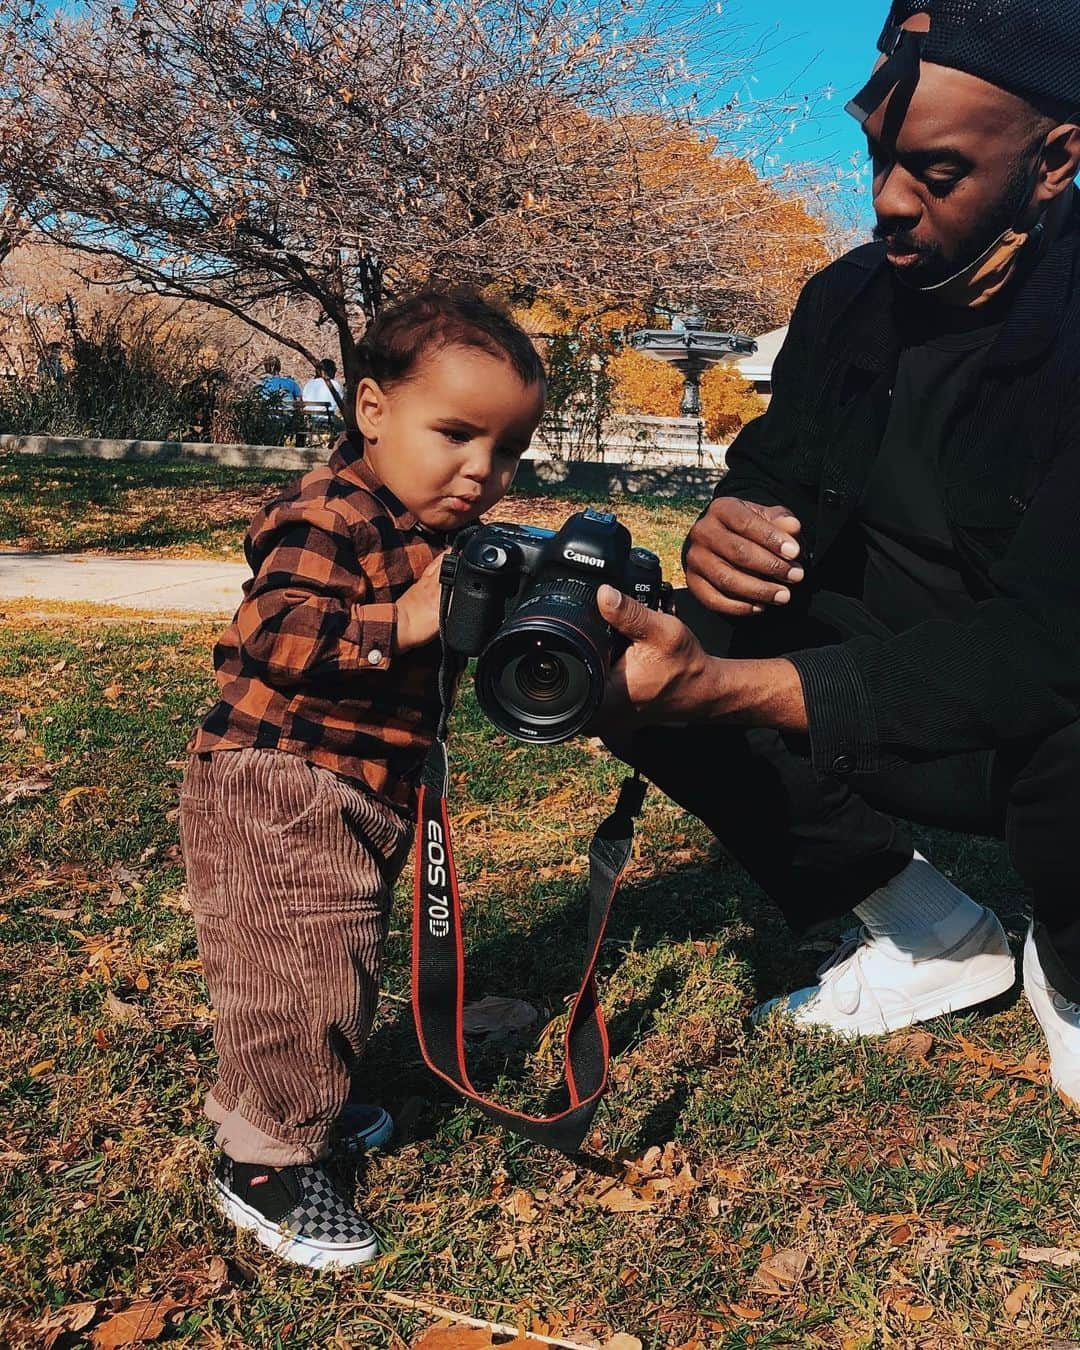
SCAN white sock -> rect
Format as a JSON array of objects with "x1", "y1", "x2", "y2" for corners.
[{"x1": 854, "y1": 851, "x2": 984, "y2": 955}]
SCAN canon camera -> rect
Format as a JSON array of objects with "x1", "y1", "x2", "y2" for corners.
[{"x1": 439, "y1": 508, "x2": 668, "y2": 744}]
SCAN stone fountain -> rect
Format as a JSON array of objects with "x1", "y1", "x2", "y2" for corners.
[{"x1": 627, "y1": 313, "x2": 757, "y2": 417}]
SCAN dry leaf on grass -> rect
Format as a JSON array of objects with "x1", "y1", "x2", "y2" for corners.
[
  {"x1": 1003, "y1": 1281, "x2": 1035, "y2": 1318},
  {"x1": 35, "y1": 1300, "x2": 102, "y2": 1348},
  {"x1": 2, "y1": 774, "x2": 54, "y2": 805},
  {"x1": 506, "y1": 1189, "x2": 538, "y2": 1224},
  {"x1": 884, "y1": 1030, "x2": 935, "y2": 1061},
  {"x1": 945, "y1": 1034, "x2": 1049, "y2": 1083},
  {"x1": 104, "y1": 990, "x2": 147, "y2": 1027},
  {"x1": 1018, "y1": 1246, "x2": 1080, "y2": 1267},
  {"x1": 750, "y1": 1247, "x2": 810, "y2": 1295},
  {"x1": 410, "y1": 1326, "x2": 554, "y2": 1350},
  {"x1": 462, "y1": 996, "x2": 539, "y2": 1038},
  {"x1": 89, "y1": 1297, "x2": 184, "y2": 1348},
  {"x1": 601, "y1": 1337, "x2": 642, "y2": 1350}
]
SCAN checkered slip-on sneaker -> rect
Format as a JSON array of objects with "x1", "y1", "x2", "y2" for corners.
[
  {"x1": 211, "y1": 1155, "x2": 379, "y2": 1269},
  {"x1": 334, "y1": 1103, "x2": 394, "y2": 1156}
]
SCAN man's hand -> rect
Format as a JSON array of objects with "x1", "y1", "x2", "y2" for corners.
[
  {"x1": 595, "y1": 584, "x2": 808, "y2": 741},
  {"x1": 685, "y1": 497, "x2": 804, "y2": 616},
  {"x1": 395, "y1": 550, "x2": 447, "y2": 653},
  {"x1": 595, "y1": 584, "x2": 713, "y2": 732}
]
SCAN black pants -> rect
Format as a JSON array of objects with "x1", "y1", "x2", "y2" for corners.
[{"x1": 627, "y1": 590, "x2": 1080, "y2": 1002}]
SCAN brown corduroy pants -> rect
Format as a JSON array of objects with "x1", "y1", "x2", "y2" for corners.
[{"x1": 179, "y1": 748, "x2": 412, "y2": 1165}]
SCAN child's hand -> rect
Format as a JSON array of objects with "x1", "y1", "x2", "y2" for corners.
[{"x1": 395, "y1": 551, "x2": 448, "y2": 653}]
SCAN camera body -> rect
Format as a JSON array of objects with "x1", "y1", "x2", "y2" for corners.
[{"x1": 440, "y1": 508, "x2": 667, "y2": 743}]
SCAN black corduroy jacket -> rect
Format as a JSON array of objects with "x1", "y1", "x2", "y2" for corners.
[{"x1": 716, "y1": 201, "x2": 1080, "y2": 778}]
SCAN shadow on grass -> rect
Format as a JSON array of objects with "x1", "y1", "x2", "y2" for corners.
[{"x1": 365, "y1": 819, "x2": 1025, "y2": 1156}]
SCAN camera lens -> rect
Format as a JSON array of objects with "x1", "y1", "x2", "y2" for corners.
[
  {"x1": 477, "y1": 622, "x2": 602, "y2": 744},
  {"x1": 514, "y1": 647, "x2": 569, "y2": 703}
]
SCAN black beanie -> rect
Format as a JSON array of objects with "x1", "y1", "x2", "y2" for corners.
[{"x1": 847, "y1": 0, "x2": 1080, "y2": 125}]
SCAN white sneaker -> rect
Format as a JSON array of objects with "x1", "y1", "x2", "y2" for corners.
[
  {"x1": 1023, "y1": 925, "x2": 1080, "y2": 1109},
  {"x1": 754, "y1": 907, "x2": 1016, "y2": 1037}
]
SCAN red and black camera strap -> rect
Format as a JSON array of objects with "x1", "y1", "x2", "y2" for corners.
[{"x1": 410, "y1": 627, "x2": 646, "y2": 1152}]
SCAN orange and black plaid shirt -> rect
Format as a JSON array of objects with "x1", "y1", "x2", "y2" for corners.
[{"x1": 190, "y1": 436, "x2": 448, "y2": 812}]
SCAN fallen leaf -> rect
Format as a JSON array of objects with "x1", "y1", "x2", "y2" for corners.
[
  {"x1": 884, "y1": 1030, "x2": 935, "y2": 1061},
  {"x1": 35, "y1": 1300, "x2": 101, "y2": 1348},
  {"x1": 592, "y1": 1183, "x2": 655, "y2": 1213},
  {"x1": 602, "y1": 1337, "x2": 643, "y2": 1350},
  {"x1": 889, "y1": 1223, "x2": 913, "y2": 1246},
  {"x1": 462, "y1": 996, "x2": 539, "y2": 1038},
  {"x1": 38, "y1": 907, "x2": 78, "y2": 921},
  {"x1": 28, "y1": 1059, "x2": 55, "y2": 1078},
  {"x1": 105, "y1": 991, "x2": 146, "y2": 1026},
  {"x1": 1018, "y1": 1246, "x2": 1080, "y2": 1267},
  {"x1": 410, "y1": 1326, "x2": 551, "y2": 1349},
  {"x1": 896, "y1": 1303, "x2": 935, "y2": 1322},
  {"x1": 1040, "y1": 1147, "x2": 1053, "y2": 1177},
  {"x1": 751, "y1": 1246, "x2": 810, "y2": 1294},
  {"x1": 58, "y1": 785, "x2": 102, "y2": 813},
  {"x1": 506, "y1": 1189, "x2": 538, "y2": 1224},
  {"x1": 89, "y1": 1296, "x2": 183, "y2": 1347},
  {"x1": 1, "y1": 774, "x2": 54, "y2": 805},
  {"x1": 1003, "y1": 1281, "x2": 1034, "y2": 1318}
]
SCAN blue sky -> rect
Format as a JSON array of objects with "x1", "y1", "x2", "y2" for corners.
[{"x1": 716, "y1": 0, "x2": 886, "y2": 226}]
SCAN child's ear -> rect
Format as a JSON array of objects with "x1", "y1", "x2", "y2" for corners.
[{"x1": 355, "y1": 377, "x2": 386, "y2": 439}]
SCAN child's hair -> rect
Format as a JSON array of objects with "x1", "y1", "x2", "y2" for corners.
[{"x1": 358, "y1": 290, "x2": 545, "y2": 392}]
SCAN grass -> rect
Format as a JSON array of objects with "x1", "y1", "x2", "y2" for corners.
[
  {"x1": 1, "y1": 460, "x2": 1079, "y2": 1348},
  {"x1": 0, "y1": 454, "x2": 697, "y2": 578}
]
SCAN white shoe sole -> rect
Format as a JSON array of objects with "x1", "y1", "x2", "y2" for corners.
[
  {"x1": 1022, "y1": 930, "x2": 1080, "y2": 1110},
  {"x1": 211, "y1": 1181, "x2": 379, "y2": 1269}
]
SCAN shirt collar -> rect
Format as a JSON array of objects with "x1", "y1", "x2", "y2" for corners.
[{"x1": 329, "y1": 432, "x2": 424, "y2": 533}]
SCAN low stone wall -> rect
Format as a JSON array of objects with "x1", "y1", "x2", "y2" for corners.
[
  {"x1": 0, "y1": 432, "x2": 326, "y2": 473},
  {"x1": 0, "y1": 432, "x2": 721, "y2": 500}
]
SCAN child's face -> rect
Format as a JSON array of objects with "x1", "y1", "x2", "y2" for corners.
[{"x1": 355, "y1": 345, "x2": 545, "y2": 531}]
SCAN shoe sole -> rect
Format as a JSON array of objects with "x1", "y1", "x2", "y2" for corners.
[
  {"x1": 342, "y1": 1106, "x2": 393, "y2": 1152},
  {"x1": 760, "y1": 953, "x2": 1018, "y2": 1038},
  {"x1": 1022, "y1": 935, "x2": 1080, "y2": 1111},
  {"x1": 211, "y1": 1181, "x2": 379, "y2": 1269}
]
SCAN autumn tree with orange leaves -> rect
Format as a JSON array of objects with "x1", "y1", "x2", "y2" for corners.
[{"x1": 0, "y1": 0, "x2": 834, "y2": 418}]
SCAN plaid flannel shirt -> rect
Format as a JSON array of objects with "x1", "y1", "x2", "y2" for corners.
[{"x1": 189, "y1": 436, "x2": 448, "y2": 812}]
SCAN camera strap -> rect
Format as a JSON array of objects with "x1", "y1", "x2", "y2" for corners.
[{"x1": 411, "y1": 626, "x2": 647, "y2": 1152}]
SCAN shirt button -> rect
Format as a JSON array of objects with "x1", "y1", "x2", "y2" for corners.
[
  {"x1": 831, "y1": 753, "x2": 855, "y2": 775},
  {"x1": 822, "y1": 488, "x2": 844, "y2": 507},
  {"x1": 368, "y1": 647, "x2": 383, "y2": 666}
]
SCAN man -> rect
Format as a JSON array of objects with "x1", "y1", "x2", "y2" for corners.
[
  {"x1": 302, "y1": 358, "x2": 345, "y2": 426},
  {"x1": 257, "y1": 354, "x2": 302, "y2": 409},
  {"x1": 596, "y1": 0, "x2": 1080, "y2": 1107}
]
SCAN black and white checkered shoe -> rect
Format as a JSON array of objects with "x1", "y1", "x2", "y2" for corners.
[
  {"x1": 335, "y1": 1103, "x2": 394, "y2": 1155},
  {"x1": 212, "y1": 1155, "x2": 379, "y2": 1269}
]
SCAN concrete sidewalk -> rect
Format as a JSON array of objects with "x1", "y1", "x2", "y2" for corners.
[{"x1": 0, "y1": 551, "x2": 248, "y2": 616}]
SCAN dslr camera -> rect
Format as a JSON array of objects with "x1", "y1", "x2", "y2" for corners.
[{"x1": 440, "y1": 508, "x2": 669, "y2": 744}]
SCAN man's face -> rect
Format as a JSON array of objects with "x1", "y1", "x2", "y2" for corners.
[{"x1": 865, "y1": 48, "x2": 1044, "y2": 286}]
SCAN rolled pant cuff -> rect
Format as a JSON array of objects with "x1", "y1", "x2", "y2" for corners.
[{"x1": 206, "y1": 1087, "x2": 330, "y2": 1166}]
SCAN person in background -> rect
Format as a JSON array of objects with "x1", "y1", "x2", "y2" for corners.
[
  {"x1": 258, "y1": 355, "x2": 302, "y2": 408},
  {"x1": 301, "y1": 358, "x2": 345, "y2": 429},
  {"x1": 36, "y1": 340, "x2": 64, "y2": 384}
]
